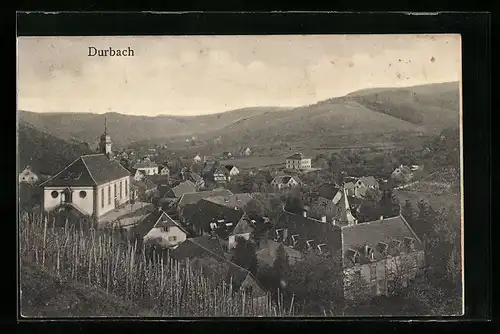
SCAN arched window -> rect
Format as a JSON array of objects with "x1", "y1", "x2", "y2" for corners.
[
  {"x1": 125, "y1": 179, "x2": 128, "y2": 197},
  {"x1": 101, "y1": 188, "x2": 105, "y2": 208},
  {"x1": 120, "y1": 181, "x2": 123, "y2": 199},
  {"x1": 108, "y1": 186, "x2": 111, "y2": 205}
]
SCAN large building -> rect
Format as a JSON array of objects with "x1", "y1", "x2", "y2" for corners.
[
  {"x1": 40, "y1": 121, "x2": 132, "y2": 220},
  {"x1": 286, "y1": 153, "x2": 312, "y2": 170}
]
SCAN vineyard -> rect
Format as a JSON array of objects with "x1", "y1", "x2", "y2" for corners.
[{"x1": 19, "y1": 213, "x2": 292, "y2": 317}]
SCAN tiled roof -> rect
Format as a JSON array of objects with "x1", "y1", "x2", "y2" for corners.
[
  {"x1": 133, "y1": 160, "x2": 158, "y2": 169},
  {"x1": 186, "y1": 199, "x2": 244, "y2": 235},
  {"x1": 170, "y1": 237, "x2": 266, "y2": 295},
  {"x1": 178, "y1": 189, "x2": 233, "y2": 208},
  {"x1": 317, "y1": 183, "x2": 341, "y2": 200},
  {"x1": 224, "y1": 165, "x2": 235, "y2": 171},
  {"x1": 133, "y1": 209, "x2": 164, "y2": 239},
  {"x1": 153, "y1": 211, "x2": 188, "y2": 234},
  {"x1": 231, "y1": 213, "x2": 255, "y2": 235},
  {"x1": 170, "y1": 180, "x2": 196, "y2": 198},
  {"x1": 358, "y1": 176, "x2": 378, "y2": 187},
  {"x1": 40, "y1": 154, "x2": 130, "y2": 187},
  {"x1": 170, "y1": 236, "x2": 225, "y2": 260},
  {"x1": 340, "y1": 215, "x2": 422, "y2": 266},
  {"x1": 272, "y1": 210, "x2": 342, "y2": 253},
  {"x1": 286, "y1": 153, "x2": 303, "y2": 160},
  {"x1": 204, "y1": 194, "x2": 254, "y2": 210}
]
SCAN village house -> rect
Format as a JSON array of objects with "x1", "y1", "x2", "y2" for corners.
[
  {"x1": 177, "y1": 189, "x2": 234, "y2": 212},
  {"x1": 133, "y1": 157, "x2": 159, "y2": 176},
  {"x1": 133, "y1": 169, "x2": 146, "y2": 181},
  {"x1": 316, "y1": 183, "x2": 363, "y2": 221},
  {"x1": 391, "y1": 165, "x2": 414, "y2": 183},
  {"x1": 169, "y1": 236, "x2": 268, "y2": 304},
  {"x1": 221, "y1": 152, "x2": 233, "y2": 159},
  {"x1": 270, "y1": 175, "x2": 302, "y2": 190},
  {"x1": 163, "y1": 180, "x2": 197, "y2": 199},
  {"x1": 131, "y1": 177, "x2": 158, "y2": 202},
  {"x1": 286, "y1": 152, "x2": 312, "y2": 170},
  {"x1": 243, "y1": 147, "x2": 252, "y2": 156},
  {"x1": 19, "y1": 165, "x2": 39, "y2": 185},
  {"x1": 266, "y1": 207, "x2": 425, "y2": 302},
  {"x1": 39, "y1": 124, "x2": 131, "y2": 221},
  {"x1": 159, "y1": 165, "x2": 170, "y2": 176},
  {"x1": 224, "y1": 165, "x2": 240, "y2": 179},
  {"x1": 142, "y1": 208, "x2": 189, "y2": 248},
  {"x1": 183, "y1": 171, "x2": 205, "y2": 190},
  {"x1": 203, "y1": 193, "x2": 255, "y2": 211},
  {"x1": 193, "y1": 154, "x2": 202, "y2": 163},
  {"x1": 352, "y1": 176, "x2": 380, "y2": 198},
  {"x1": 227, "y1": 213, "x2": 256, "y2": 250}
]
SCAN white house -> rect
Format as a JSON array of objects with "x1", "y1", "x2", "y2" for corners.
[
  {"x1": 19, "y1": 165, "x2": 39, "y2": 185},
  {"x1": 270, "y1": 175, "x2": 301, "y2": 190},
  {"x1": 243, "y1": 148, "x2": 252, "y2": 156},
  {"x1": 286, "y1": 153, "x2": 312, "y2": 170},
  {"x1": 143, "y1": 209, "x2": 188, "y2": 248},
  {"x1": 193, "y1": 154, "x2": 202, "y2": 163},
  {"x1": 133, "y1": 157, "x2": 159, "y2": 176},
  {"x1": 228, "y1": 213, "x2": 255, "y2": 249},
  {"x1": 39, "y1": 127, "x2": 131, "y2": 220},
  {"x1": 159, "y1": 166, "x2": 170, "y2": 176}
]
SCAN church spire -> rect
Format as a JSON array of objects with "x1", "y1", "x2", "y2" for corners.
[{"x1": 99, "y1": 116, "x2": 113, "y2": 159}]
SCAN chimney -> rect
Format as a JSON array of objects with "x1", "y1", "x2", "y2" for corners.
[{"x1": 321, "y1": 216, "x2": 327, "y2": 223}]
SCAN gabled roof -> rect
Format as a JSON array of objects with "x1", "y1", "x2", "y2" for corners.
[
  {"x1": 204, "y1": 193, "x2": 254, "y2": 210},
  {"x1": 224, "y1": 165, "x2": 237, "y2": 171},
  {"x1": 286, "y1": 153, "x2": 304, "y2": 160},
  {"x1": 186, "y1": 199, "x2": 244, "y2": 235},
  {"x1": 133, "y1": 159, "x2": 158, "y2": 169},
  {"x1": 272, "y1": 175, "x2": 301, "y2": 185},
  {"x1": 40, "y1": 154, "x2": 130, "y2": 187},
  {"x1": 132, "y1": 177, "x2": 157, "y2": 191},
  {"x1": 170, "y1": 180, "x2": 196, "y2": 198},
  {"x1": 170, "y1": 236, "x2": 225, "y2": 260},
  {"x1": 146, "y1": 174, "x2": 170, "y2": 185},
  {"x1": 340, "y1": 215, "x2": 423, "y2": 266},
  {"x1": 231, "y1": 213, "x2": 255, "y2": 235},
  {"x1": 170, "y1": 236, "x2": 266, "y2": 295},
  {"x1": 133, "y1": 209, "x2": 164, "y2": 239},
  {"x1": 317, "y1": 183, "x2": 341, "y2": 201},
  {"x1": 153, "y1": 211, "x2": 188, "y2": 234},
  {"x1": 178, "y1": 189, "x2": 234, "y2": 208}
]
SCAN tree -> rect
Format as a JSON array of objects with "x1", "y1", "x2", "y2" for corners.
[
  {"x1": 273, "y1": 244, "x2": 291, "y2": 287},
  {"x1": 401, "y1": 200, "x2": 415, "y2": 226},
  {"x1": 379, "y1": 188, "x2": 400, "y2": 218},
  {"x1": 358, "y1": 190, "x2": 381, "y2": 223},
  {"x1": 231, "y1": 236, "x2": 258, "y2": 276}
]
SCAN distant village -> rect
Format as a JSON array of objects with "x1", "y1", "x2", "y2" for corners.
[{"x1": 18, "y1": 120, "x2": 434, "y2": 309}]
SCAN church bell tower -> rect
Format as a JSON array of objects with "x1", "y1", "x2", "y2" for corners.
[{"x1": 99, "y1": 117, "x2": 113, "y2": 159}]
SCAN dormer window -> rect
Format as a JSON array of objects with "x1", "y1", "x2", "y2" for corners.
[
  {"x1": 346, "y1": 248, "x2": 359, "y2": 265},
  {"x1": 210, "y1": 222, "x2": 218, "y2": 230},
  {"x1": 366, "y1": 246, "x2": 375, "y2": 261},
  {"x1": 306, "y1": 240, "x2": 314, "y2": 250},
  {"x1": 317, "y1": 243, "x2": 326, "y2": 254},
  {"x1": 404, "y1": 237, "x2": 415, "y2": 251},
  {"x1": 290, "y1": 234, "x2": 299, "y2": 247}
]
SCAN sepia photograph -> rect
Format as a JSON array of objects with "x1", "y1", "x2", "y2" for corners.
[{"x1": 17, "y1": 34, "x2": 463, "y2": 317}]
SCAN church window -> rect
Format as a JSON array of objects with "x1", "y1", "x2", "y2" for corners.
[
  {"x1": 108, "y1": 186, "x2": 111, "y2": 205},
  {"x1": 114, "y1": 184, "x2": 117, "y2": 199},
  {"x1": 120, "y1": 181, "x2": 123, "y2": 199},
  {"x1": 125, "y1": 180, "x2": 128, "y2": 197},
  {"x1": 101, "y1": 188, "x2": 104, "y2": 208},
  {"x1": 79, "y1": 191, "x2": 87, "y2": 198},
  {"x1": 51, "y1": 191, "x2": 59, "y2": 199}
]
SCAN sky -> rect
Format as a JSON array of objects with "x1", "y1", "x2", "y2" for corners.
[{"x1": 17, "y1": 34, "x2": 461, "y2": 116}]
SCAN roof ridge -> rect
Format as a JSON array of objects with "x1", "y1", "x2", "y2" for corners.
[
  {"x1": 39, "y1": 156, "x2": 84, "y2": 187},
  {"x1": 80, "y1": 156, "x2": 98, "y2": 185}
]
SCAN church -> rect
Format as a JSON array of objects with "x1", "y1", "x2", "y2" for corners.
[{"x1": 40, "y1": 120, "x2": 132, "y2": 220}]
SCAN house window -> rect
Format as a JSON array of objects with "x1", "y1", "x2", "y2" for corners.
[
  {"x1": 51, "y1": 191, "x2": 59, "y2": 199},
  {"x1": 114, "y1": 184, "x2": 117, "y2": 199},
  {"x1": 101, "y1": 188, "x2": 104, "y2": 208},
  {"x1": 108, "y1": 186, "x2": 111, "y2": 205},
  {"x1": 120, "y1": 181, "x2": 123, "y2": 199},
  {"x1": 125, "y1": 179, "x2": 128, "y2": 197},
  {"x1": 79, "y1": 191, "x2": 87, "y2": 198},
  {"x1": 168, "y1": 236, "x2": 177, "y2": 242}
]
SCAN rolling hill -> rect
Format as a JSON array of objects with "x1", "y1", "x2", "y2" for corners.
[
  {"x1": 18, "y1": 81, "x2": 459, "y2": 152},
  {"x1": 18, "y1": 121, "x2": 93, "y2": 176}
]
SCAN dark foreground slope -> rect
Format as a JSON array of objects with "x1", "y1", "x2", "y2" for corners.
[{"x1": 20, "y1": 263, "x2": 152, "y2": 317}]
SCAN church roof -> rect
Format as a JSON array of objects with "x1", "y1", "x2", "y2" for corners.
[{"x1": 40, "y1": 154, "x2": 131, "y2": 187}]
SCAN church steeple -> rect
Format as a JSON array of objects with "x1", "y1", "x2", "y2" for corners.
[{"x1": 99, "y1": 116, "x2": 113, "y2": 159}]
